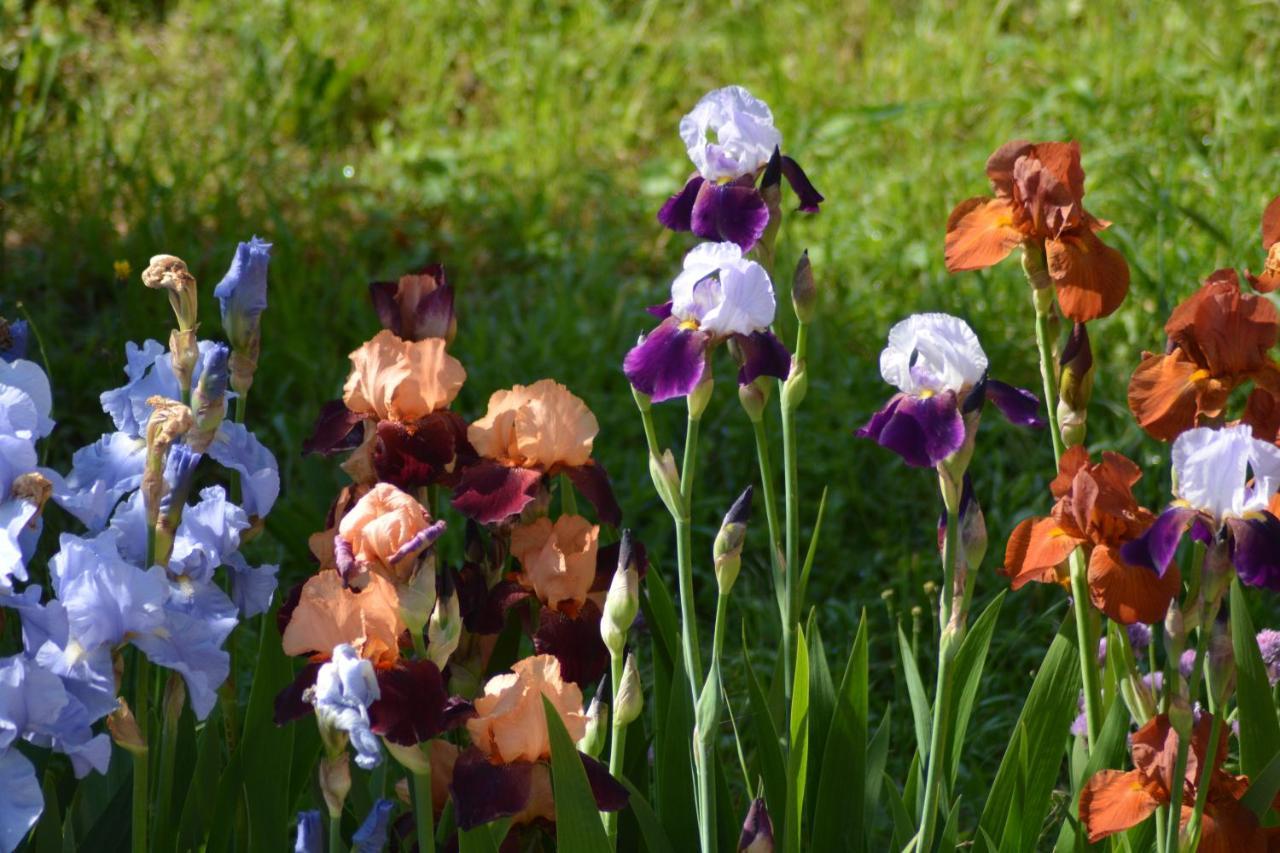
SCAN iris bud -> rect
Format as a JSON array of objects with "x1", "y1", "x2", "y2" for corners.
[
  {"x1": 384, "y1": 740, "x2": 430, "y2": 774},
  {"x1": 1057, "y1": 323, "x2": 1094, "y2": 448},
  {"x1": 142, "y1": 255, "x2": 200, "y2": 393},
  {"x1": 688, "y1": 362, "x2": 714, "y2": 420},
  {"x1": 1206, "y1": 617, "x2": 1235, "y2": 707},
  {"x1": 107, "y1": 698, "x2": 148, "y2": 757},
  {"x1": 319, "y1": 753, "x2": 352, "y2": 818},
  {"x1": 738, "y1": 376, "x2": 770, "y2": 423},
  {"x1": 614, "y1": 652, "x2": 643, "y2": 727},
  {"x1": 142, "y1": 396, "x2": 193, "y2": 529},
  {"x1": 578, "y1": 692, "x2": 609, "y2": 758},
  {"x1": 397, "y1": 553, "x2": 437, "y2": 637},
  {"x1": 791, "y1": 250, "x2": 816, "y2": 325},
  {"x1": 188, "y1": 344, "x2": 230, "y2": 452},
  {"x1": 737, "y1": 797, "x2": 776, "y2": 853},
  {"x1": 427, "y1": 569, "x2": 461, "y2": 669},
  {"x1": 649, "y1": 450, "x2": 684, "y2": 519},
  {"x1": 602, "y1": 530, "x2": 640, "y2": 657},
  {"x1": 714, "y1": 486, "x2": 753, "y2": 595},
  {"x1": 781, "y1": 358, "x2": 807, "y2": 411}
]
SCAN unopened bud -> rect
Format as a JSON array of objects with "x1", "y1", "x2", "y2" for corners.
[
  {"x1": 1057, "y1": 323, "x2": 1093, "y2": 448},
  {"x1": 1167, "y1": 697, "x2": 1194, "y2": 739},
  {"x1": 1206, "y1": 618, "x2": 1235, "y2": 706},
  {"x1": 578, "y1": 692, "x2": 609, "y2": 758},
  {"x1": 108, "y1": 698, "x2": 148, "y2": 756},
  {"x1": 791, "y1": 250, "x2": 816, "y2": 325},
  {"x1": 737, "y1": 797, "x2": 775, "y2": 853},
  {"x1": 737, "y1": 377, "x2": 770, "y2": 423},
  {"x1": 427, "y1": 569, "x2": 460, "y2": 669},
  {"x1": 188, "y1": 344, "x2": 230, "y2": 452},
  {"x1": 649, "y1": 450, "x2": 684, "y2": 519},
  {"x1": 781, "y1": 358, "x2": 807, "y2": 410},
  {"x1": 319, "y1": 753, "x2": 352, "y2": 818},
  {"x1": 142, "y1": 397, "x2": 193, "y2": 528},
  {"x1": 385, "y1": 740, "x2": 430, "y2": 774},
  {"x1": 615, "y1": 652, "x2": 643, "y2": 727},
  {"x1": 1022, "y1": 245, "x2": 1053, "y2": 296},
  {"x1": 714, "y1": 486, "x2": 753, "y2": 595},
  {"x1": 631, "y1": 383, "x2": 652, "y2": 413},
  {"x1": 1164, "y1": 601, "x2": 1187, "y2": 662},
  {"x1": 163, "y1": 671, "x2": 186, "y2": 724},
  {"x1": 602, "y1": 530, "x2": 640, "y2": 657},
  {"x1": 688, "y1": 363, "x2": 714, "y2": 421},
  {"x1": 397, "y1": 554, "x2": 438, "y2": 637}
]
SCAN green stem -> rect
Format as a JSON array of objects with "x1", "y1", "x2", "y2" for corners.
[
  {"x1": 153, "y1": 691, "x2": 180, "y2": 845},
  {"x1": 329, "y1": 812, "x2": 342, "y2": 853},
  {"x1": 637, "y1": 404, "x2": 660, "y2": 458},
  {"x1": 779, "y1": 322, "x2": 806, "y2": 737},
  {"x1": 1069, "y1": 547, "x2": 1102, "y2": 750},
  {"x1": 1183, "y1": 706, "x2": 1224, "y2": 850},
  {"x1": 604, "y1": 653, "x2": 627, "y2": 850},
  {"x1": 131, "y1": 654, "x2": 151, "y2": 853},
  {"x1": 918, "y1": 504, "x2": 959, "y2": 852},
  {"x1": 695, "y1": 593, "x2": 730, "y2": 853},
  {"x1": 412, "y1": 628, "x2": 428, "y2": 659},
  {"x1": 674, "y1": 412, "x2": 703, "y2": 695},
  {"x1": 413, "y1": 761, "x2": 435, "y2": 853},
  {"x1": 1166, "y1": 610, "x2": 1213, "y2": 852},
  {"x1": 235, "y1": 388, "x2": 248, "y2": 424},
  {"x1": 750, "y1": 418, "x2": 789, "y2": 715}
]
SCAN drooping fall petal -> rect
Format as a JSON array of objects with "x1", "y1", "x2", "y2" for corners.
[
  {"x1": 1128, "y1": 351, "x2": 1201, "y2": 441},
  {"x1": 1002, "y1": 516, "x2": 1081, "y2": 589},
  {"x1": 1078, "y1": 769, "x2": 1163, "y2": 842},
  {"x1": 943, "y1": 197, "x2": 1023, "y2": 272},
  {"x1": 1046, "y1": 229, "x2": 1130, "y2": 322},
  {"x1": 1086, "y1": 544, "x2": 1181, "y2": 625}
]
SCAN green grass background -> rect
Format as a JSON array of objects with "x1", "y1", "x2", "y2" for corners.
[{"x1": 4, "y1": 0, "x2": 1280, "y2": 837}]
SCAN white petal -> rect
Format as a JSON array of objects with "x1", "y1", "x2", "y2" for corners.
[
  {"x1": 670, "y1": 242, "x2": 742, "y2": 320},
  {"x1": 679, "y1": 86, "x2": 781, "y2": 181},
  {"x1": 700, "y1": 259, "x2": 776, "y2": 336},
  {"x1": 1173, "y1": 426, "x2": 1255, "y2": 518},
  {"x1": 879, "y1": 313, "x2": 988, "y2": 395}
]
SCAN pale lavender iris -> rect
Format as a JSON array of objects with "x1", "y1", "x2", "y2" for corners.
[
  {"x1": 658, "y1": 86, "x2": 823, "y2": 251},
  {"x1": 0, "y1": 747, "x2": 43, "y2": 853},
  {"x1": 214, "y1": 236, "x2": 272, "y2": 349},
  {"x1": 856, "y1": 313, "x2": 1042, "y2": 468},
  {"x1": 310, "y1": 644, "x2": 382, "y2": 770},
  {"x1": 207, "y1": 421, "x2": 279, "y2": 519},
  {"x1": 624, "y1": 242, "x2": 790, "y2": 402},
  {"x1": 294, "y1": 810, "x2": 323, "y2": 853},
  {"x1": 133, "y1": 577, "x2": 238, "y2": 719},
  {"x1": 1121, "y1": 425, "x2": 1280, "y2": 590}
]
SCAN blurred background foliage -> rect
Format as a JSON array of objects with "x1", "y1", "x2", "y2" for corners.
[{"x1": 4, "y1": 0, "x2": 1280, "y2": 826}]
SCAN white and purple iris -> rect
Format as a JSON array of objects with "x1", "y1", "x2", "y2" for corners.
[
  {"x1": 1121, "y1": 425, "x2": 1280, "y2": 591},
  {"x1": 658, "y1": 85, "x2": 823, "y2": 251},
  {"x1": 623, "y1": 242, "x2": 791, "y2": 402},
  {"x1": 856, "y1": 313, "x2": 1043, "y2": 468}
]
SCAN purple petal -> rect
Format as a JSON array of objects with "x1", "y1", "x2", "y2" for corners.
[
  {"x1": 449, "y1": 748, "x2": 534, "y2": 830},
  {"x1": 565, "y1": 462, "x2": 622, "y2": 526},
  {"x1": 369, "y1": 265, "x2": 456, "y2": 342},
  {"x1": 658, "y1": 175, "x2": 705, "y2": 232},
  {"x1": 855, "y1": 392, "x2": 965, "y2": 468},
  {"x1": 582, "y1": 751, "x2": 629, "y2": 812},
  {"x1": 369, "y1": 659, "x2": 474, "y2": 745},
  {"x1": 734, "y1": 330, "x2": 791, "y2": 386},
  {"x1": 780, "y1": 155, "x2": 824, "y2": 214},
  {"x1": 623, "y1": 317, "x2": 709, "y2": 403},
  {"x1": 1119, "y1": 506, "x2": 1199, "y2": 578},
  {"x1": 647, "y1": 301, "x2": 674, "y2": 320},
  {"x1": 737, "y1": 797, "x2": 776, "y2": 852},
  {"x1": 1227, "y1": 513, "x2": 1280, "y2": 591},
  {"x1": 533, "y1": 601, "x2": 610, "y2": 687},
  {"x1": 450, "y1": 461, "x2": 545, "y2": 525},
  {"x1": 593, "y1": 537, "x2": 649, "y2": 593},
  {"x1": 372, "y1": 414, "x2": 467, "y2": 491},
  {"x1": 690, "y1": 180, "x2": 770, "y2": 252},
  {"x1": 985, "y1": 379, "x2": 1045, "y2": 427}
]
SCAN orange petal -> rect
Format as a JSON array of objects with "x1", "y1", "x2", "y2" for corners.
[
  {"x1": 1167, "y1": 275, "x2": 1278, "y2": 375},
  {"x1": 1263, "y1": 194, "x2": 1280, "y2": 250},
  {"x1": 1046, "y1": 229, "x2": 1130, "y2": 321},
  {"x1": 281, "y1": 570, "x2": 405, "y2": 665},
  {"x1": 985, "y1": 140, "x2": 1033, "y2": 195},
  {"x1": 1079, "y1": 769, "x2": 1163, "y2": 842},
  {"x1": 1242, "y1": 385, "x2": 1280, "y2": 445},
  {"x1": 1087, "y1": 544, "x2": 1181, "y2": 625},
  {"x1": 1002, "y1": 516, "x2": 1081, "y2": 589},
  {"x1": 944, "y1": 197, "x2": 1024, "y2": 272},
  {"x1": 1186, "y1": 795, "x2": 1267, "y2": 853},
  {"x1": 1127, "y1": 351, "x2": 1200, "y2": 442},
  {"x1": 1049, "y1": 444, "x2": 1092, "y2": 497}
]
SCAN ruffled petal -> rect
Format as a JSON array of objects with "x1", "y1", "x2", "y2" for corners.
[
  {"x1": 1087, "y1": 544, "x2": 1182, "y2": 625},
  {"x1": 1128, "y1": 351, "x2": 1200, "y2": 442},
  {"x1": 623, "y1": 318, "x2": 709, "y2": 403},
  {"x1": 855, "y1": 392, "x2": 965, "y2": 468},
  {"x1": 1001, "y1": 516, "x2": 1081, "y2": 589},
  {"x1": 373, "y1": 412, "x2": 472, "y2": 491},
  {"x1": 1046, "y1": 229, "x2": 1130, "y2": 322},
  {"x1": 368, "y1": 658, "x2": 474, "y2": 746},
  {"x1": 450, "y1": 461, "x2": 545, "y2": 525},
  {"x1": 1119, "y1": 506, "x2": 1199, "y2": 578},
  {"x1": 449, "y1": 748, "x2": 535, "y2": 830},
  {"x1": 302, "y1": 400, "x2": 365, "y2": 456},
  {"x1": 207, "y1": 422, "x2": 280, "y2": 519},
  {"x1": 533, "y1": 601, "x2": 610, "y2": 687},
  {"x1": 944, "y1": 197, "x2": 1023, "y2": 272},
  {"x1": 690, "y1": 180, "x2": 770, "y2": 252},
  {"x1": 1078, "y1": 769, "x2": 1163, "y2": 843},
  {"x1": 657, "y1": 175, "x2": 705, "y2": 232}
]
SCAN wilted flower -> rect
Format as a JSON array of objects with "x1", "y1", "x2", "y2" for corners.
[
  {"x1": 658, "y1": 86, "x2": 822, "y2": 251},
  {"x1": 1128, "y1": 270, "x2": 1280, "y2": 442},
  {"x1": 369, "y1": 264, "x2": 456, "y2": 344},
  {"x1": 1003, "y1": 447, "x2": 1176, "y2": 624},
  {"x1": 625, "y1": 242, "x2": 790, "y2": 404},
  {"x1": 856, "y1": 313, "x2": 1042, "y2": 468},
  {"x1": 1246, "y1": 194, "x2": 1280, "y2": 292},
  {"x1": 1121, "y1": 425, "x2": 1280, "y2": 591},
  {"x1": 455, "y1": 379, "x2": 620, "y2": 525},
  {"x1": 945, "y1": 140, "x2": 1129, "y2": 322},
  {"x1": 310, "y1": 643, "x2": 382, "y2": 769},
  {"x1": 334, "y1": 483, "x2": 445, "y2": 588},
  {"x1": 1080, "y1": 713, "x2": 1265, "y2": 847}
]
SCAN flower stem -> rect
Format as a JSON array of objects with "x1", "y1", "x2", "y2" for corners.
[
  {"x1": 329, "y1": 812, "x2": 342, "y2": 853},
  {"x1": 1183, "y1": 705, "x2": 1223, "y2": 850},
  {"x1": 1069, "y1": 547, "x2": 1102, "y2": 749},
  {"x1": 604, "y1": 653, "x2": 628, "y2": 850},
  {"x1": 131, "y1": 653, "x2": 151, "y2": 853},
  {"x1": 695, "y1": 593, "x2": 730, "y2": 853},
  {"x1": 675, "y1": 410, "x2": 703, "y2": 692},
  {"x1": 1166, "y1": 590, "x2": 1221, "y2": 853},
  {"x1": 560, "y1": 472, "x2": 578, "y2": 516},
  {"x1": 750, "y1": 417, "x2": 789, "y2": 723},
  {"x1": 779, "y1": 321, "x2": 807, "y2": 736},
  {"x1": 413, "y1": 759, "x2": 435, "y2": 853},
  {"x1": 918, "y1": 502, "x2": 959, "y2": 853}
]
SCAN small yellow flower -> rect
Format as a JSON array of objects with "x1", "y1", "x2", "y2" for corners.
[{"x1": 113, "y1": 259, "x2": 132, "y2": 281}]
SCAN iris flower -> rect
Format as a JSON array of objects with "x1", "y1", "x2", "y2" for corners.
[
  {"x1": 658, "y1": 86, "x2": 822, "y2": 251},
  {"x1": 944, "y1": 140, "x2": 1130, "y2": 322},
  {"x1": 1080, "y1": 713, "x2": 1276, "y2": 848},
  {"x1": 1121, "y1": 425, "x2": 1280, "y2": 591},
  {"x1": 1128, "y1": 269, "x2": 1280, "y2": 442},
  {"x1": 624, "y1": 241, "x2": 790, "y2": 404},
  {"x1": 369, "y1": 264, "x2": 456, "y2": 344},
  {"x1": 1002, "y1": 446, "x2": 1178, "y2": 624},
  {"x1": 856, "y1": 313, "x2": 1042, "y2": 468},
  {"x1": 1246, "y1": 194, "x2": 1280, "y2": 292},
  {"x1": 310, "y1": 643, "x2": 383, "y2": 769}
]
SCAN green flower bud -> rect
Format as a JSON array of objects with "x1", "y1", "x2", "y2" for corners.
[
  {"x1": 791, "y1": 250, "x2": 816, "y2": 325},
  {"x1": 688, "y1": 362, "x2": 714, "y2": 421},
  {"x1": 714, "y1": 486, "x2": 753, "y2": 595},
  {"x1": 738, "y1": 376, "x2": 770, "y2": 423},
  {"x1": 397, "y1": 553, "x2": 438, "y2": 637},
  {"x1": 649, "y1": 449, "x2": 684, "y2": 519},
  {"x1": 578, "y1": 693, "x2": 609, "y2": 758},
  {"x1": 384, "y1": 740, "x2": 430, "y2": 774},
  {"x1": 781, "y1": 358, "x2": 807, "y2": 410},
  {"x1": 615, "y1": 653, "x2": 643, "y2": 727},
  {"x1": 428, "y1": 569, "x2": 460, "y2": 669},
  {"x1": 602, "y1": 530, "x2": 640, "y2": 657},
  {"x1": 1057, "y1": 323, "x2": 1094, "y2": 448}
]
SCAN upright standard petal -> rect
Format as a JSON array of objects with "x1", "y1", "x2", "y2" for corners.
[
  {"x1": 679, "y1": 86, "x2": 781, "y2": 182},
  {"x1": 879, "y1": 313, "x2": 988, "y2": 396},
  {"x1": 700, "y1": 257, "x2": 776, "y2": 337}
]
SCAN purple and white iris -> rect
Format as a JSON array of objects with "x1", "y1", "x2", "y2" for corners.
[
  {"x1": 624, "y1": 242, "x2": 790, "y2": 402},
  {"x1": 856, "y1": 313, "x2": 1043, "y2": 468},
  {"x1": 1121, "y1": 425, "x2": 1280, "y2": 591},
  {"x1": 658, "y1": 86, "x2": 823, "y2": 251}
]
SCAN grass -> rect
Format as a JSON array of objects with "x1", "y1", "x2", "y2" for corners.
[{"x1": 5, "y1": 0, "x2": 1280, "y2": 840}]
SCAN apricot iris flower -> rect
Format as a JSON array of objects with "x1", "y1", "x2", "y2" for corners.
[
  {"x1": 944, "y1": 140, "x2": 1130, "y2": 322},
  {"x1": 1002, "y1": 446, "x2": 1178, "y2": 624},
  {"x1": 1128, "y1": 269, "x2": 1280, "y2": 442},
  {"x1": 1080, "y1": 713, "x2": 1277, "y2": 849}
]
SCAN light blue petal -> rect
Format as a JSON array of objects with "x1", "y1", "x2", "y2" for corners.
[
  {"x1": 0, "y1": 748, "x2": 43, "y2": 853},
  {"x1": 294, "y1": 810, "x2": 323, "y2": 853},
  {"x1": 225, "y1": 551, "x2": 278, "y2": 618},
  {"x1": 351, "y1": 799, "x2": 394, "y2": 853},
  {"x1": 52, "y1": 432, "x2": 146, "y2": 531},
  {"x1": 207, "y1": 422, "x2": 279, "y2": 518}
]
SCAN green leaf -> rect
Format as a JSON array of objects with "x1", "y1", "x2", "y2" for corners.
[
  {"x1": 883, "y1": 771, "x2": 916, "y2": 850},
  {"x1": 544, "y1": 695, "x2": 611, "y2": 852},
  {"x1": 1053, "y1": 691, "x2": 1130, "y2": 852},
  {"x1": 975, "y1": 618, "x2": 1081, "y2": 853},
  {"x1": 744, "y1": 641, "x2": 787, "y2": 843},
  {"x1": 32, "y1": 770, "x2": 63, "y2": 853},
  {"x1": 897, "y1": 625, "x2": 931, "y2": 762},
  {"x1": 176, "y1": 711, "x2": 226, "y2": 850},
  {"x1": 457, "y1": 817, "x2": 511, "y2": 853},
  {"x1": 864, "y1": 707, "x2": 892, "y2": 846},
  {"x1": 797, "y1": 486, "x2": 829, "y2": 607},
  {"x1": 1242, "y1": 748, "x2": 1280, "y2": 819},
  {"x1": 618, "y1": 776, "x2": 676, "y2": 853},
  {"x1": 1230, "y1": 579, "x2": 1280, "y2": 780},
  {"x1": 654, "y1": 664, "x2": 698, "y2": 845},
  {"x1": 784, "y1": 626, "x2": 810, "y2": 853},
  {"x1": 804, "y1": 617, "x2": 837, "y2": 833},
  {"x1": 945, "y1": 591, "x2": 1004, "y2": 785},
  {"x1": 938, "y1": 795, "x2": 962, "y2": 852},
  {"x1": 239, "y1": 613, "x2": 297, "y2": 851},
  {"x1": 811, "y1": 611, "x2": 870, "y2": 852}
]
